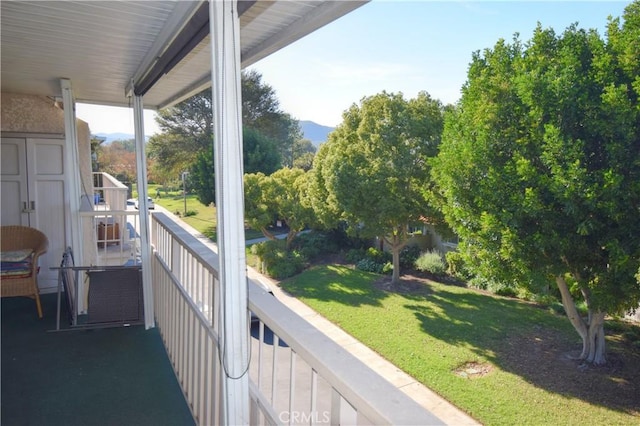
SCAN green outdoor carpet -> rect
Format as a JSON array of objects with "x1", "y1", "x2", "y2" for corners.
[{"x1": 1, "y1": 293, "x2": 195, "y2": 426}]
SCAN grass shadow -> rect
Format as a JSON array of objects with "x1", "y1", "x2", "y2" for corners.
[
  {"x1": 404, "y1": 278, "x2": 640, "y2": 415},
  {"x1": 281, "y1": 264, "x2": 387, "y2": 308}
]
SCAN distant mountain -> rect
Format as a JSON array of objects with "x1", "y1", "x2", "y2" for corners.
[
  {"x1": 95, "y1": 133, "x2": 150, "y2": 144},
  {"x1": 300, "y1": 121, "x2": 335, "y2": 147},
  {"x1": 95, "y1": 122, "x2": 334, "y2": 146}
]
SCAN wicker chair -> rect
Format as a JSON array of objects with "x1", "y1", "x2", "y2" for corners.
[{"x1": 1, "y1": 226, "x2": 49, "y2": 318}]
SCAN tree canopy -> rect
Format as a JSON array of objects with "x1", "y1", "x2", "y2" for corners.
[
  {"x1": 310, "y1": 91, "x2": 445, "y2": 284},
  {"x1": 431, "y1": 2, "x2": 640, "y2": 364},
  {"x1": 95, "y1": 139, "x2": 137, "y2": 184},
  {"x1": 189, "y1": 127, "x2": 281, "y2": 206},
  {"x1": 242, "y1": 69, "x2": 303, "y2": 166},
  {"x1": 147, "y1": 70, "x2": 300, "y2": 183},
  {"x1": 244, "y1": 168, "x2": 314, "y2": 247}
]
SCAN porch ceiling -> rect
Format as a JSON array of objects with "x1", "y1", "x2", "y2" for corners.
[{"x1": 1, "y1": 0, "x2": 367, "y2": 110}]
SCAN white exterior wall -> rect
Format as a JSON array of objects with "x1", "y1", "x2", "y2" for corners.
[
  {"x1": 1, "y1": 92, "x2": 92, "y2": 192},
  {"x1": 1, "y1": 91, "x2": 97, "y2": 274}
]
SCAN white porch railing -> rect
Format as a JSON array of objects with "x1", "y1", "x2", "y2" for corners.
[
  {"x1": 93, "y1": 172, "x2": 129, "y2": 212},
  {"x1": 151, "y1": 212, "x2": 442, "y2": 426},
  {"x1": 80, "y1": 209, "x2": 141, "y2": 266},
  {"x1": 80, "y1": 172, "x2": 140, "y2": 266}
]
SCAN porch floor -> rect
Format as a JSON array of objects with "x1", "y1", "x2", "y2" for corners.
[{"x1": 1, "y1": 293, "x2": 195, "y2": 426}]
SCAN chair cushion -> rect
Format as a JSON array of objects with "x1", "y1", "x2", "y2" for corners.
[
  {"x1": 1, "y1": 249, "x2": 34, "y2": 278},
  {"x1": 1, "y1": 249, "x2": 33, "y2": 262}
]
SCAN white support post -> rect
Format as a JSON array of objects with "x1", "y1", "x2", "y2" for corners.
[
  {"x1": 60, "y1": 79, "x2": 85, "y2": 312},
  {"x1": 132, "y1": 94, "x2": 155, "y2": 329},
  {"x1": 209, "y1": 1, "x2": 250, "y2": 424}
]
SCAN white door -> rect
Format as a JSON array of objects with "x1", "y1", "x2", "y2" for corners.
[
  {"x1": 1, "y1": 137, "x2": 67, "y2": 291},
  {"x1": 1, "y1": 138, "x2": 30, "y2": 226}
]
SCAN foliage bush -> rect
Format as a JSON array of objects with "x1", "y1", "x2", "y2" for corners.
[
  {"x1": 348, "y1": 246, "x2": 392, "y2": 274},
  {"x1": 345, "y1": 248, "x2": 368, "y2": 264},
  {"x1": 184, "y1": 210, "x2": 198, "y2": 217},
  {"x1": 355, "y1": 258, "x2": 392, "y2": 275},
  {"x1": 493, "y1": 286, "x2": 518, "y2": 298},
  {"x1": 291, "y1": 231, "x2": 339, "y2": 261},
  {"x1": 250, "y1": 240, "x2": 306, "y2": 279},
  {"x1": 468, "y1": 275, "x2": 519, "y2": 297},
  {"x1": 414, "y1": 251, "x2": 446, "y2": 275},
  {"x1": 445, "y1": 251, "x2": 472, "y2": 279},
  {"x1": 400, "y1": 245, "x2": 421, "y2": 269},
  {"x1": 366, "y1": 247, "x2": 392, "y2": 263},
  {"x1": 468, "y1": 276, "x2": 489, "y2": 290}
]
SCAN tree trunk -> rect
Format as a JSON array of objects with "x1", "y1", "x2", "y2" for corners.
[
  {"x1": 391, "y1": 246, "x2": 401, "y2": 285},
  {"x1": 285, "y1": 229, "x2": 298, "y2": 249},
  {"x1": 384, "y1": 229, "x2": 407, "y2": 286},
  {"x1": 555, "y1": 276, "x2": 607, "y2": 365},
  {"x1": 260, "y1": 227, "x2": 277, "y2": 242},
  {"x1": 585, "y1": 311, "x2": 606, "y2": 364}
]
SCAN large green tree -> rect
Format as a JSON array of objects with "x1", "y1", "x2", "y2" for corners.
[
  {"x1": 291, "y1": 138, "x2": 316, "y2": 171},
  {"x1": 311, "y1": 91, "x2": 445, "y2": 284},
  {"x1": 244, "y1": 168, "x2": 314, "y2": 247},
  {"x1": 147, "y1": 70, "x2": 298, "y2": 178},
  {"x1": 431, "y1": 2, "x2": 640, "y2": 365},
  {"x1": 148, "y1": 95, "x2": 213, "y2": 178},
  {"x1": 190, "y1": 127, "x2": 281, "y2": 206},
  {"x1": 242, "y1": 70, "x2": 303, "y2": 167}
]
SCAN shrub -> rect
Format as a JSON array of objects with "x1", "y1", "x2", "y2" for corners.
[
  {"x1": 400, "y1": 245, "x2": 421, "y2": 269},
  {"x1": 291, "y1": 231, "x2": 339, "y2": 261},
  {"x1": 414, "y1": 251, "x2": 446, "y2": 275},
  {"x1": 445, "y1": 251, "x2": 472, "y2": 279},
  {"x1": 365, "y1": 247, "x2": 391, "y2": 263},
  {"x1": 349, "y1": 246, "x2": 392, "y2": 274},
  {"x1": 493, "y1": 286, "x2": 518, "y2": 298},
  {"x1": 323, "y1": 225, "x2": 368, "y2": 251},
  {"x1": 250, "y1": 240, "x2": 306, "y2": 279},
  {"x1": 355, "y1": 258, "x2": 391, "y2": 275},
  {"x1": 547, "y1": 302, "x2": 566, "y2": 316},
  {"x1": 346, "y1": 248, "x2": 368, "y2": 264},
  {"x1": 381, "y1": 262, "x2": 393, "y2": 275},
  {"x1": 621, "y1": 330, "x2": 636, "y2": 340},
  {"x1": 184, "y1": 210, "x2": 197, "y2": 217},
  {"x1": 267, "y1": 250, "x2": 306, "y2": 279},
  {"x1": 468, "y1": 276, "x2": 489, "y2": 290}
]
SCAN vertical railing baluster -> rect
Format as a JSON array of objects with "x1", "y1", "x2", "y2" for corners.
[
  {"x1": 288, "y1": 350, "x2": 297, "y2": 426},
  {"x1": 258, "y1": 321, "x2": 264, "y2": 390},
  {"x1": 272, "y1": 334, "x2": 279, "y2": 407},
  {"x1": 331, "y1": 388, "x2": 340, "y2": 426},
  {"x1": 310, "y1": 369, "x2": 318, "y2": 426}
]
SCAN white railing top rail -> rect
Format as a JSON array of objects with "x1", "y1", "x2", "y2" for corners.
[
  {"x1": 152, "y1": 213, "x2": 219, "y2": 280},
  {"x1": 248, "y1": 284, "x2": 443, "y2": 426},
  {"x1": 151, "y1": 212, "x2": 443, "y2": 426},
  {"x1": 93, "y1": 171, "x2": 128, "y2": 189}
]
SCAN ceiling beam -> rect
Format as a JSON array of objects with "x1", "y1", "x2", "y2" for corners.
[
  {"x1": 125, "y1": 1, "x2": 202, "y2": 98},
  {"x1": 133, "y1": 0, "x2": 258, "y2": 97}
]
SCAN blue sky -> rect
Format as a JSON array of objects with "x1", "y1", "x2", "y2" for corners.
[{"x1": 77, "y1": 0, "x2": 631, "y2": 134}]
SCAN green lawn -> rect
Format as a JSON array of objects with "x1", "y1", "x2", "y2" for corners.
[{"x1": 281, "y1": 265, "x2": 640, "y2": 425}]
